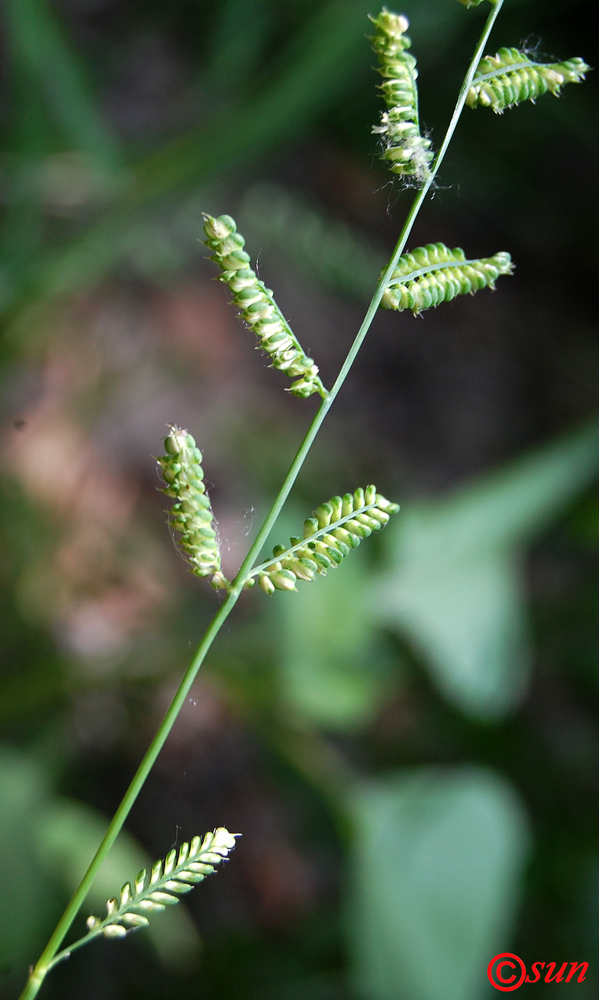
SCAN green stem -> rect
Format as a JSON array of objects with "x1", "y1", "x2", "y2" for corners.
[
  {"x1": 19, "y1": 594, "x2": 236, "y2": 1000},
  {"x1": 18, "y1": 5, "x2": 502, "y2": 997}
]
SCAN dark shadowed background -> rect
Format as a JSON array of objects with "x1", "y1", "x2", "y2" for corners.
[{"x1": 1, "y1": 1, "x2": 598, "y2": 997}]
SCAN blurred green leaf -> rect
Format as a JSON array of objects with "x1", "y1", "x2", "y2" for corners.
[
  {"x1": 0, "y1": 746, "x2": 58, "y2": 984},
  {"x1": 278, "y1": 549, "x2": 391, "y2": 731},
  {"x1": 345, "y1": 767, "x2": 530, "y2": 1000},
  {"x1": 372, "y1": 422, "x2": 599, "y2": 718}
]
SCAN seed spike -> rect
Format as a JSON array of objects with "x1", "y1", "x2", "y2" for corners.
[
  {"x1": 370, "y1": 9, "x2": 433, "y2": 184},
  {"x1": 467, "y1": 47, "x2": 589, "y2": 113},
  {"x1": 157, "y1": 427, "x2": 229, "y2": 590},
  {"x1": 202, "y1": 214, "x2": 327, "y2": 399},
  {"x1": 84, "y1": 829, "x2": 239, "y2": 942},
  {"x1": 249, "y1": 487, "x2": 399, "y2": 593},
  {"x1": 381, "y1": 243, "x2": 513, "y2": 314}
]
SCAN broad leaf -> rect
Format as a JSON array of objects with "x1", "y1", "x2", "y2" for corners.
[
  {"x1": 372, "y1": 422, "x2": 599, "y2": 717},
  {"x1": 345, "y1": 767, "x2": 530, "y2": 1000}
]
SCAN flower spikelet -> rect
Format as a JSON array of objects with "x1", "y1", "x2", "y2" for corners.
[
  {"x1": 370, "y1": 9, "x2": 433, "y2": 184},
  {"x1": 85, "y1": 828, "x2": 239, "y2": 940},
  {"x1": 467, "y1": 48, "x2": 590, "y2": 113},
  {"x1": 380, "y1": 242, "x2": 513, "y2": 314},
  {"x1": 250, "y1": 486, "x2": 399, "y2": 594},
  {"x1": 157, "y1": 426, "x2": 228, "y2": 589},
  {"x1": 203, "y1": 214, "x2": 326, "y2": 399}
]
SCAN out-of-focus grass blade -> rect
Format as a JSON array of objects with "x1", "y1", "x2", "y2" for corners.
[
  {"x1": 1, "y1": 0, "x2": 377, "y2": 325},
  {"x1": 238, "y1": 182, "x2": 387, "y2": 301},
  {"x1": 95, "y1": 0, "x2": 378, "y2": 202},
  {"x1": 202, "y1": 0, "x2": 273, "y2": 95},
  {"x1": 0, "y1": 82, "x2": 46, "y2": 274},
  {"x1": 1, "y1": 0, "x2": 121, "y2": 173}
]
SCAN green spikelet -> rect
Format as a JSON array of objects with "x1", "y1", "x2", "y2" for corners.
[
  {"x1": 157, "y1": 426, "x2": 228, "y2": 589},
  {"x1": 370, "y1": 9, "x2": 433, "y2": 184},
  {"x1": 203, "y1": 214, "x2": 327, "y2": 399},
  {"x1": 85, "y1": 829, "x2": 239, "y2": 940},
  {"x1": 380, "y1": 242, "x2": 513, "y2": 314},
  {"x1": 457, "y1": 0, "x2": 497, "y2": 8},
  {"x1": 467, "y1": 48, "x2": 590, "y2": 113},
  {"x1": 249, "y1": 486, "x2": 399, "y2": 594}
]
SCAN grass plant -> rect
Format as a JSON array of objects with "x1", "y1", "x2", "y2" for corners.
[{"x1": 15, "y1": 3, "x2": 588, "y2": 997}]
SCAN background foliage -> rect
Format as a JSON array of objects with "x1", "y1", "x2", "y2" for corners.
[{"x1": 1, "y1": 1, "x2": 598, "y2": 997}]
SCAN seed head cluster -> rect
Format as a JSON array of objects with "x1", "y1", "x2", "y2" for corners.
[
  {"x1": 370, "y1": 9, "x2": 433, "y2": 183},
  {"x1": 157, "y1": 427, "x2": 228, "y2": 589},
  {"x1": 203, "y1": 214, "x2": 326, "y2": 399}
]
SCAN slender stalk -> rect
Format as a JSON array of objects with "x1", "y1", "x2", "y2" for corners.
[
  {"x1": 18, "y1": 5, "x2": 503, "y2": 997},
  {"x1": 19, "y1": 593, "x2": 237, "y2": 1000},
  {"x1": 48, "y1": 927, "x2": 106, "y2": 971}
]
